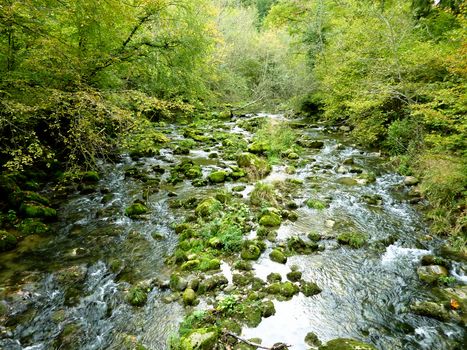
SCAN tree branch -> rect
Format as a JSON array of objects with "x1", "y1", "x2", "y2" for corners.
[{"x1": 223, "y1": 330, "x2": 291, "y2": 350}]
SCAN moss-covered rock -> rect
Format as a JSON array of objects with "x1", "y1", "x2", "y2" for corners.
[
  {"x1": 82, "y1": 171, "x2": 100, "y2": 183},
  {"x1": 208, "y1": 171, "x2": 228, "y2": 183},
  {"x1": 305, "y1": 332, "x2": 322, "y2": 347},
  {"x1": 269, "y1": 249, "x2": 287, "y2": 264},
  {"x1": 170, "y1": 274, "x2": 188, "y2": 292},
  {"x1": 287, "y1": 236, "x2": 318, "y2": 255},
  {"x1": 261, "y1": 300, "x2": 276, "y2": 318},
  {"x1": 195, "y1": 198, "x2": 222, "y2": 218},
  {"x1": 182, "y1": 288, "x2": 197, "y2": 306},
  {"x1": 286, "y1": 270, "x2": 302, "y2": 282},
  {"x1": 20, "y1": 202, "x2": 57, "y2": 219},
  {"x1": 259, "y1": 212, "x2": 282, "y2": 227},
  {"x1": 308, "y1": 232, "x2": 321, "y2": 241},
  {"x1": 126, "y1": 285, "x2": 148, "y2": 306},
  {"x1": 417, "y1": 265, "x2": 449, "y2": 284},
  {"x1": 267, "y1": 273, "x2": 282, "y2": 283},
  {"x1": 181, "y1": 260, "x2": 201, "y2": 271},
  {"x1": 319, "y1": 338, "x2": 377, "y2": 350},
  {"x1": 280, "y1": 281, "x2": 300, "y2": 298},
  {"x1": 410, "y1": 301, "x2": 450, "y2": 321},
  {"x1": 306, "y1": 198, "x2": 328, "y2": 210},
  {"x1": 241, "y1": 244, "x2": 261, "y2": 260},
  {"x1": 125, "y1": 203, "x2": 149, "y2": 218},
  {"x1": 0, "y1": 230, "x2": 17, "y2": 252},
  {"x1": 337, "y1": 232, "x2": 367, "y2": 248},
  {"x1": 236, "y1": 153, "x2": 271, "y2": 180},
  {"x1": 198, "y1": 275, "x2": 228, "y2": 294},
  {"x1": 248, "y1": 141, "x2": 270, "y2": 155},
  {"x1": 300, "y1": 281, "x2": 322, "y2": 297},
  {"x1": 179, "y1": 327, "x2": 219, "y2": 350},
  {"x1": 199, "y1": 258, "x2": 221, "y2": 272},
  {"x1": 18, "y1": 218, "x2": 49, "y2": 235},
  {"x1": 234, "y1": 260, "x2": 253, "y2": 271}
]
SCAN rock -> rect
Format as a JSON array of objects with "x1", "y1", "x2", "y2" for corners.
[
  {"x1": 280, "y1": 281, "x2": 299, "y2": 298},
  {"x1": 82, "y1": 171, "x2": 100, "y2": 183},
  {"x1": 287, "y1": 236, "x2": 318, "y2": 254},
  {"x1": 234, "y1": 260, "x2": 253, "y2": 271},
  {"x1": 361, "y1": 194, "x2": 383, "y2": 205},
  {"x1": 199, "y1": 258, "x2": 221, "y2": 271},
  {"x1": 300, "y1": 281, "x2": 322, "y2": 297},
  {"x1": 170, "y1": 274, "x2": 188, "y2": 291},
  {"x1": 198, "y1": 275, "x2": 228, "y2": 293},
  {"x1": 180, "y1": 328, "x2": 219, "y2": 350},
  {"x1": 286, "y1": 270, "x2": 302, "y2": 282},
  {"x1": 126, "y1": 285, "x2": 148, "y2": 306},
  {"x1": 195, "y1": 198, "x2": 222, "y2": 218},
  {"x1": 182, "y1": 288, "x2": 197, "y2": 306},
  {"x1": 337, "y1": 166, "x2": 347, "y2": 174},
  {"x1": 241, "y1": 244, "x2": 261, "y2": 260},
  {"x1": 261, "y1": 300, "x2": 276, "y2": 317},
  {"x1": 208, "y1": 171, "x2": 228, "y2": 183},
  {"x1": 319, "y1": 338, "x2": 377, "y2": 350},
  {"x1": 259, "y1": 212, "x2": 282, "y2": 227},
  {"x1": 306, "y1": 198, "x2": 328, "y2": 210},
  {"x1": 336, "y1": 177, "x2": 358, "y2": 186},
  {"x1": 410, "y1": 301, "x2": 450, "y2": 321},
  {"x1": 20, "y1": 202, "x2": 57, "y2": 220},
  {"x1": 288, "y1": 152, "x2": 299, "y2": 160},
  {"x1": 267, "y1": 273, "x2": 282, "y2": 283},
  {"x1": 232, "y1": 185, "x2": 247, "y2": 192},
  {"x1": 417, "y1": 265, "x2": 448, "y2": 284},
  {"x1": 325, "y1": 220, "x2": 336, "y2": 228},
  {"x1": 269, "y1": 249, "x2": 287, "y2": 264},
  {"x1": 298, "y1": 140, "x2": 324, "y2": 149},
  {"x1": 305, "y1": 332, "x2": 322, "y2": 347},
  {"x1": 151, "y1": 232, "x2": 165, "y2": 240},
  {"x1": 0, "y1": 230, "x2": 17, "y2": 252},
  {"x1": 337, "y1": 232, "x2": 367, "y2": 248},
  {"x1": 125, "y1": 203, "x2": 149, "y2": 218},
  {"x1": 308, "y1": 232, "x2": 321, "y2": 241},
  {"x1": 248, "y1": 141, "x2": 270, "y2": 155},
  {"x1": 342, "y1": 158, "x2": 354, "y2": 165},
  {"x1": 236, "y1": 153, "x2": 272, "y2": 180},
  {"x1": 339, "y1": 126, "x2": 351, "y2": 132},
  {"x1": 404, "y1": 176, "x2": 419, "y2": 186},
  {"x1": 181, "y1": 260, "x2": 200, "y2": 271}
]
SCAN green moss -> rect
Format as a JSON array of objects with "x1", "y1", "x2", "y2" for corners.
[
  {"x1": 287, "y1": 236, "x2": 318, "y2": 255},
  {"x1": 82, "y1": 171, "x2": 100, "y2": 182},
  {"x1": 267, "y1": 273, "x2": 282, "y2": 283},
  {"x1": 0, "y1": 230, "x2": 17, "y2": 252},
  {"x1": 337, "y1": 232, "x2": 367, "y2": 248},
  {"x1": 250, "y1": 182, "x2": 277, "y2": 207},
  {"x1": 125, "y1": 203, "x2": 149, "y2": 218},
  {"x1": 248, "y1": 141, "x2": 270, "y2": 154},
  {"x1": 181, "y1": 260, "x2": 201, "y2": 271},
  {"x1": 286, "y1": 270, "x2": 302, "y2": 282},
  {"x1": 233, "y1": 260, "x2": 253, "y2": 271},
  {"x1": 20, "y1": 202, "x2": 57, "y2": 219},
  {"x1": 279, "y1": 281, "x2": 299, "y2": 298},
  {"x1": 195, "y1": 198, "x2": 222, "y2": 218},
  {"x1": 182, "y1": 288, "x2": 197, "y2": 306},
  {"x1": 269, "y1": 249, "x2": 287, "y2": 264},
  {"x1": 259, "y1": 212, "x2": 282, "y2": 227},
  {"x1": 198, "y1": 258, "x2": 221, "y2": 272},
  {"x1": 18, "y1": 218, "x2": 50, "y2": 235},
  {"x1": 308, "y1": 231, "x2": 321, "y2": 241},
  {"x1": 261, "y1": 300, "x2": 276, "y2": 317},
  {"x1": 208, "y1": 171, "x2": 228, "y2": 183},
  {"x1": 126, "y1": 286, "x2": 148, "y2": 306},
  {"x1": 179, "y1": 327, "x2": 219, "y2": 350},
  {"x1": 306, "y1": 198, "x2": 328, "y2": 210},
  {"x1": 240, "y1": 244, "x2": 261, "y2": 260},
  {"x1": 319, "y1": 338, "x2": 377, "y2": 350},
  {"x1": 236, "y1": 153, "x2": 272, "y2": 180},
  {"x1": 301, "y1": 281, "x2": 322, "y2": 297}
]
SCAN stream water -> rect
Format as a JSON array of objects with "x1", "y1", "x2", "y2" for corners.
[{"x1": 0, "y1": 114, "x2": 465, "y2": 350}]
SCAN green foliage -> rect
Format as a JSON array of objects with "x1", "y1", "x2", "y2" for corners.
[
  {"x1": 254, "y1": 119, "x2": 297, "y2": 162},
  {"x1": 250, "y1": 182, "x2": 277, "y2": 207}
]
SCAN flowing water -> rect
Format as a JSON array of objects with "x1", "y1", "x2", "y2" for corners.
[{"x1": 0, "y1": 114, "x2": 465, "y2": 350}]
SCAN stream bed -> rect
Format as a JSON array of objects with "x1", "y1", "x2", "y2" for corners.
[{"x1": 0, "y1": 114, "x2": 465, "y2": 350}]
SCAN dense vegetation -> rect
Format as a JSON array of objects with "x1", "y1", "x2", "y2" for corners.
[{"x1": 0, "y1": 1, "x2": 465, "y2": 247}]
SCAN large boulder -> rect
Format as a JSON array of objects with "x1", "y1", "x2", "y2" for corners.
[{"x1": 259, "y1": 212, "x2": 282, "y2": 227}]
